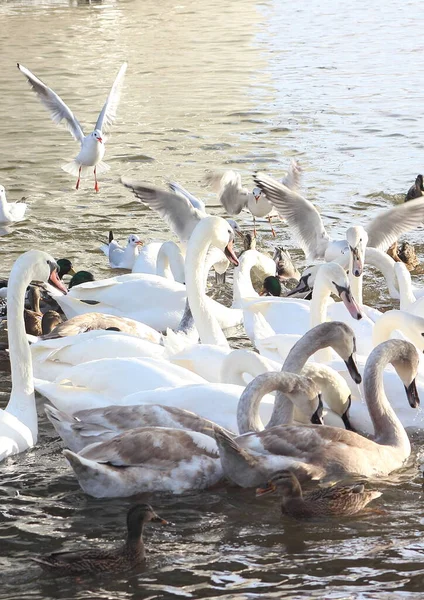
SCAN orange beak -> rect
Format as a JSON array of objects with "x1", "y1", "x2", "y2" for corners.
[{"x1": 97, "y1": 137, "x2": 103, "y2": 143}]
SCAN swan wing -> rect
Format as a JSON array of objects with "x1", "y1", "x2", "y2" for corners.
[
  {"x1": 17, "y1": 63, "x2": 84, "y2": 143},
  {"x1": 254, "y1": 173, "x2": 330, "y2": 259},
  {"x1": 366, "y1": 197, "x2": 424, "y2": 251},
  {"x1": 168, "y1": 181, "x2": 206, "y2": 213},
  {"x1": 121, "y1": 179, "x2": 202, "y2": 242},
  {"x1": 95, "y1": 63, "x2": 127, "y2": 133}
]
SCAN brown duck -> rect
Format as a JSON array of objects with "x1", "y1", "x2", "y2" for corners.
[
  {"x1": 31, "y1": 504, "x2": 167, "y2": 575},
  {"x1": 256, "y1": 470, "x2": 381, "y2": 519}
]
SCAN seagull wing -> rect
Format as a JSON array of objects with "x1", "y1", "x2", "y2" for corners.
[
  {"x1": 168, "y1": 181, "x2": 206, "y2": 213},
  {"x1": 281, "y1": 159, "x2": 302, "y2": 191},
  {"x1": 254, "y1": 172, "x2": 330, "y2": 259},
  {"x1": 366, "y1": 197, "x2": 424, "y2": 251},
  {"x1": 95, "y1": 63, "x2": 127, "y2": 133},
  {"x1": 17, "y1": 63, "x2": 84, "y2": 143},
  {"x1": 121, "y1": 179, "x2": 202, "y2": 242},
  {"x1": 205, "y1": 170, "x2": 248, "y2": 215}
]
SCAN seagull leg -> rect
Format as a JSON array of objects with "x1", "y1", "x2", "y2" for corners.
[
  {"x1": 253, "y1": 216, "x2": 257, "y2": 238},
  {"x1": 267, "y1": 215, "x2": 276, "y2": 238},
  {"x1": 94, "y1": 167, "x2": 99, "y2": 193},
  {"x1": 76, "y1": 166, "x2": 82, "y2": 190}
]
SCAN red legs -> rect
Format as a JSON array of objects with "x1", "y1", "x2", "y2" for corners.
[
  {"x1": 267, "y1": 215, "x2": 276, "y2": 238},
  {"x1": 76, "y1": 166, "x2": 82, "y2": 190},
  {"x1": 94, "y1": 167, "x2": 99, "y2": 193},
  {"x1": 253, "y1": 216, "x2": 257, "y2": 238}
]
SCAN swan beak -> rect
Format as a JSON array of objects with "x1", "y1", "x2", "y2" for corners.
[
  {"x1": 344, "y1": 355, "x2": 362, "y2": 384},
  {"x1": 285, "y1": 275, "x2": 310, "y2": 297},
  {"x1": 338, "y1": 286, "x2": 363, "y2": 321},
  {"x1": 311, "y1": 394, "x2": 324, "y2": 425},
  {"x1": 224, "y1": 240, "x2": 239, "y2": 266},
  {"x1": 49, "y1": 269, "x2": 67, "y2": 294},
  {"x1": 351, "y1": 246, "x2": 364, "y2": 277},
  {"x1": 256, "y1": 481, "x2": 277, "y2": 497},
  {"x1": 151, "y1": 514, "x2": 168, "y2": 525},
  {"x1": 405, "y1": 380, "x2": 420, "y2": 408}
]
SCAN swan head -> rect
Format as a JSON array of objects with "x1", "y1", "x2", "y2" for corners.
[
  {"x1": 384, "y1": 340, "x2": 420, "y2": 408},
  {"x1": 346, "y1": 226, "x2": 368, "y2": 277},
  {"x1": 283, "y1": 373, "x2": 324, "y2": 425},
  {"x1": 18, "y1": 250, "x2": 68, "y2": 294},
  {"x1": 209, "y1": 218, "x2": 239, "y2": 267},
  {"x1": 256, "y1": 470, "x2": 302, "y2": 498},
  {"x1": 128, "y1": 234, "x2": 143, "y2": 248}
]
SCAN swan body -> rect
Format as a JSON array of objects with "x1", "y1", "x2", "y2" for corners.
[
  {"x1": 63, "y1": 427, "x2": 223, "y2": 497},
  {"x1": 215, "y1": 340, "x2": 419, "y2": 487},
  {"x1": 0, "y1": 250, "x2": 66, "y2": 461},
  {"x1": 0, "y1": 185, "x2": 27, "y2": 224}
]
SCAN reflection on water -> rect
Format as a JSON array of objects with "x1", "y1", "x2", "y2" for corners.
[{"x1": 1, "y1": 0, "x2": 424, "y2": 597}]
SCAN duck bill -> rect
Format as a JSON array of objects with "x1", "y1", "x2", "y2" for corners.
[
  {"x1": 344, "y1": 354, "x2": 362, "y2": 384},
  {"x1": 49, "y1": 269, "x2": 67, "y2": 294},
  {"x1": 285, "y1": 276, "x2": 310, "y2": 297},
  {"x1": 351, "y1": 247, "x2": 363, "y2": 278},
  {"x1": 405, "y1": 379, "x2": 420, "y2": 408},
  {"x1": 152, "y1": 514, "x2": 168, "y2": 525},
  {"x1": 256, "y1": 481, "x2": 277, "y2": 497},
  {"x1": 224, "y1": 240, "x2": 239, "y2": 266},
  {"x1": 339, "y1": 289, "x2": 363, "y2": 321}
]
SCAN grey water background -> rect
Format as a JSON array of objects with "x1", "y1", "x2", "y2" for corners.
[{"x1": 1, "y1": 0, "x2": 424, "y2": 598}]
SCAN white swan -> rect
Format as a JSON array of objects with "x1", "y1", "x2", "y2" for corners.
[
  {"x1": 214, "y1": 340, "x2": 420, "y2": 487},
  {"x1": 0, "y1": 185, "x2": 27, "y2": 224},
  {"x1": 0, "y1": 250, "x2": 66, "y2": 461},
  {"x1": 100, "y1": 231, "x2": 143, "y2": 269},
  {"x1": 253, "y1": 172, "x2": 424, "y2": 261}
]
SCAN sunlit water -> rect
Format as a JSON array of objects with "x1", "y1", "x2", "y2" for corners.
[{"x1": 1, "y1": 0, "x2": 424, "y2": 598}]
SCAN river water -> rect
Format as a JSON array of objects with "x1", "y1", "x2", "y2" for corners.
[{"x1": 1, "y1": 0, "x2": 424, "y2": 598}]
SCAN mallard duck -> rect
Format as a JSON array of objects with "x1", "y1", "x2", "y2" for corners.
[
  {"x1": 256, "y1": 470, "x2": 381, "y2": 518},
  {"x1": 260, "y1": 275, "x2": 282, "y2": 297},
  {"x1": 68, "y1": 270, "x2": 95, "y2": 289},
  {"x1": 57, "y1": 258, "x2": 76, "y2": 279},
  {"x1": 405, "y1": 174, "x2": 424, "y2": 202},
  {"x1": 387, "y1": 241, "x2": 419, "y2": 272},
  {"x1": 31, "y1": 504, "x2": 167, "y2": 575},
  {"x1": 273, "y1": 247, "x2": 300, "y2": 281}
]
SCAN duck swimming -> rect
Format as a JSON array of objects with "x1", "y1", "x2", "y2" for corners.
[{"x1": 31, "y1": 504, "x2": 167, "y2": 575}]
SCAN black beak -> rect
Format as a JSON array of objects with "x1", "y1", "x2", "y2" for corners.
[
  {"x1": 344, "y1": 354, "x2": 362, "y2": 384},
  {"x1": 341, "y1": 396, "x2": 356, "y2": 432},
  {"x1": 285, "y1": 275, "x2": 311, "y2": 297},
  {"x1": 311, "y1": 394, "x2": 324, "y2": 425},
  {"x1": 405, "y1": 380, "x2": 420, "y2": 408}
]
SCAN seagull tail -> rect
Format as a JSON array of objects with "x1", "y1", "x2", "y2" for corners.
[{"x1": 61, "y1": 160, "x2": 111, "y2": 177}]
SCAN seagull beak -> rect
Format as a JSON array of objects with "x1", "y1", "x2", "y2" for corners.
[
  {"x1": 235, "y1": 229, "x2": 244, "y2": 239},
  {"x1": 97, "y1": 137, "x2": 103, "y2": 143},
  {"x1": 224, "y1": 240, "x2": 239, "y2": 267},
  {"x1": 135, "y1": 241, "x2": 144, "y2": 246},
  {"x1": 49, "y1": 269, "x2": 67, "y2": 294}
]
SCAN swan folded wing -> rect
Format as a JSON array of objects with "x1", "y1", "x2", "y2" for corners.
[
  {"x1": 95, "y1": 63, "x2": 127, "y2": 134},
  {"x1": 78, "y1": 427, "x2": 219, "y2": 467},
  {"x1": 253, "y1": 173, "x2": 330, "y2": 260},
  {"x1": 121, "y1": 180, "x2": 202, "y2": 242},
  {"x1": 366, "y1": 197, "x2": 424, "y2": 251},
  {"x1": 17, "y1": 64, "x2": 85, "y2": 143}
]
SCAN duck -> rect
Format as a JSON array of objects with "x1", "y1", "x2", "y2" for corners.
[
  {"x1": 0, "y1": 184, "x2": 27, "y2": 224},
  {"x1": 253, "y1": 172, "x2": 424, "y2": 262},
  {"x1": 31, "y1": 504, "x2": 167, "y2": 575},
  {"x1": 61, "y1": 371, "x2": 323, "y2": 497},
  {"x1": 23, "y1": 286, "x2": 43, "y2": 336},
  {"x1": 56, "y1": 259, "x2": 76, "y2": 279},
  {"x1": 68, "y1": 270, "x2": 94, "y2": 289},
  {"x1": 100, "y1": 231, "x2": 143, "y2": 270},
  {"x1": 18, "y1": 62, "x2": 127, "y2": 192},
  {"x1": 273, "y1": 246, "x2": 300, "y2": 282},
  {"x1": 256, "y1": 470, "x2": 381, "y2": 518},
  {"x1": 405, "y1": 174, "x2": 424, "y2": 202},
  {"x1": 387, "y1": 241, "x2": 419, "y2": 272},
  {"x1": 214, "y1": 340, "x2": 419, "y2": 487},
  {"x1": 0, "y1": 250, "x2": 67, "y2": 461}
]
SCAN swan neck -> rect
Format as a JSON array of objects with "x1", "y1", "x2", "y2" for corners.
[
  {"x1": 157, "y1": 242, "x2": 185, "y2": 283},
  {"x1": 395, "y1": 266, "x2": 416, "y2": 310},
  {"x1": 309, "y1": 275, "x2": 332, "y2": 362},
  {"x1": 232, "y1": 251, "x2": 258, "y2": 305},
  {"x1": 6, "y1": 255, "x2": 37, "y2": 426},
  {"x1": 237, "y1": 372, "x2": 297, "y2": 434},
  {"x1": 365, "y1": 248, "x2": 399, "y2": 299},
  {"x1": 221, "y1": 349, "x2": 273, "y2": 386},
  {"x1": 184, "y1": 219, "x2": 229, "y2": 347},
  {"x1": 363, "y1": 345, "x2": 410, "y2": 448}
]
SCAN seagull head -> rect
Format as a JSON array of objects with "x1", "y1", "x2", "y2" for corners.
[
  {"x1": 128, "y1": 234, "x2": 143, "y2": 247},
  {"x1": 92, "y1": 129, "x2": 103, "y2": 144}
]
